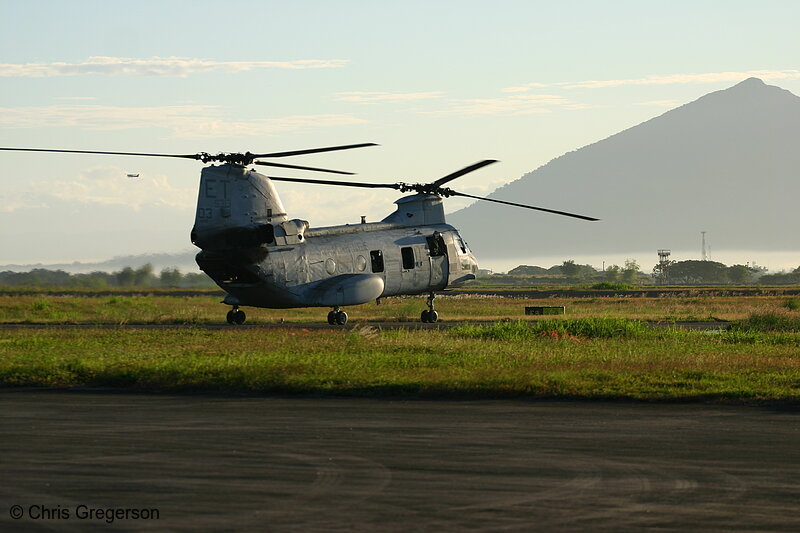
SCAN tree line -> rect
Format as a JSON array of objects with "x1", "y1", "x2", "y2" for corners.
[
  {"x1": 498, "y1": 259, "x2": 800, "y2": 286},
  {"x1": 653, "y1": 260, "x2": 800, "y2": 285},
  {"x1": 506, "y1": 259, "x2": 643, "y2": 284},
  {"x1": 0, "y1": 264, "x2": 215, "y2": 288},
  {"x1": 2, "y1": 259, "x2": 799, "y2": 289}
]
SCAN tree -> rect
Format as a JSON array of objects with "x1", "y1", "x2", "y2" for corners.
[
  {"x1": 133, "y1": 264, "x2": 155, "y2": 286},
  {"x1": 605, "y1": 264, "x2": 621, "y2": 282},
  {"x1": 758, "y1": 271, "x2": 800, "y2": 285},
  {"x1": 184, "y1": 273, "x2": 213, "y2": 286},
  {"x1": 115, "y1": 266, "x2": 136, "y2": 287},
  {"x1": 561, "y1": 260, "x2": 581, "y2": 279},
  {"x1": 621, "y1": 259, "x2": 639, "y2": 284},
  {"x1": 727, "y1": 264, "x2": 754, "y2": 284},
  {"x1": 508, "y1": 265, "x2": 548, "y2": 276},
  {"x1": 652, "y1": 259, "x2": 675, "y2": 284},
  {"x1": 663, "y1": 260, "x2": 729, "y2": 284},
  {"x1": 159, "y1": 267, "x2": 183, "y2": 287}
]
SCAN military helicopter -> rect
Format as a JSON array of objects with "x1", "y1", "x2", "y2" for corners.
[{"x1": 0, "y1": 144, "x2": 598, "y2": 325}]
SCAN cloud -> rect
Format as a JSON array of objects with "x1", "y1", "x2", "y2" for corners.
[
  {"x1": 0, "y1": 104, "x2": 367, "y2": 139},
  {"x1": 4, "y1": 166, "x2": 196, "y2": 212},
  {"x1": 0, "y1": 56, "x2": 348, "y2": 78},
  {"x1": 500, "y1": 83, "x2": 549, "y2": 93},
  {"x1": 334, "y1": 91, "x2": 445, "y2": 103},
  {"x1": 562, "y1": 69, "x2": 800, "y2": 89},
  {"x1": 504, "y1": 69, "x2": 800, "y2": 91},
  {"x1": 430, "y1": 93, "x2": 576, "y2": 115}
]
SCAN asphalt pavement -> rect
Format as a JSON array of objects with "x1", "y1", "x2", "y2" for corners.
[{"x1": 1, "y1": 391, "x2": 799, "y2": 531}]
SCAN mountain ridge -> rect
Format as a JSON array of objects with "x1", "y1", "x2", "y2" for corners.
[
  {"x1": 0, "y1": 251, "x2": 200, "y2": 274},
  {"x1": 449, "y1": 78, "x2": 800, "y2": 259}
]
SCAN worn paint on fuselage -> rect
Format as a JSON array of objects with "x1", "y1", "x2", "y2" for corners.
[{"x1": 217, "y1": 222, "x2": 477, "y2": 309}]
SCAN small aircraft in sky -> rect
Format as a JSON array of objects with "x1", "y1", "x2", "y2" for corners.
[
  {"x1": 0, "y1": 145, "x2": 598, "y2": 324},
  {"x1": 126, "y1": 173, "x2": 140, "y2": 178}
]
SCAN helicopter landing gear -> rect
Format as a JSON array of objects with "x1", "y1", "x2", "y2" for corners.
[
  {"x1": 421, "y1": 293, "x2": 438, "y2": 323},
  {"x1": 226, "y1": 307, "x2": 246, "y2": 325},
  {"x1": 327, "y1": 307, "x2": 348, "y2": 326}
]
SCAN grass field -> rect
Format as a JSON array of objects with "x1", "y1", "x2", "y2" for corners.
[
  {"x1": 2, "y1": 292, "x2": 799, "y2": 324},
  {"x1": 2, "y1": 292, "x2": 799, "y2": 403}
]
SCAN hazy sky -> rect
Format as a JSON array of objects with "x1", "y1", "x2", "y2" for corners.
[{"x1": 2, "y1": 0, "x2": 799, "y2": 269}]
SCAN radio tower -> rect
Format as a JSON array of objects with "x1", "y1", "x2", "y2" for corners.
[{"x1": 701, "y1": 231, "x2": 708, "y2": 261}]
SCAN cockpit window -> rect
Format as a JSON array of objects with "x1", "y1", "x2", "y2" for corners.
[
  {"x1": 427, "y1": 234, "x2": 446, "y2": 257},
  {"x1": 455, "y1": 234, "x2": 467, "y2": 254}
]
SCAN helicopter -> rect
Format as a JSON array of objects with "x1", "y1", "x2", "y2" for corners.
[{"x1": 0, "y1": 144, "x2": 598, "y2": 325}]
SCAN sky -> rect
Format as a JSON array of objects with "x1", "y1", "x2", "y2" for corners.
[{"x1": 1, "y1": 0, "x2": 799, "y2": 271}]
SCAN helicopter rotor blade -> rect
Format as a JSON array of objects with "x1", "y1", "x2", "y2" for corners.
[
  {"x1": 266, "y1": 175, "x2": 400, "y2": 190},
  {"x1": 251, "y1": 143, "x2": 378, "y2": 159},
  {"x1": 0, "y1": 143, "x2": 379, "y2": 166},
  {"x1": 448, "y1": 191, "x2": 599, "y2": 221},
  {"x1": 253, "y1": 161, "x2": 356, "y2": 175},
  {"x1": 2, "y1": 147, "x2": 596, "y2": 221},
  {"x1": 0, "y1": 147, "x2": 201, "y2": 160},
  {"x1": 431, "y1": 159, "x2": 498, "y2": 187}
]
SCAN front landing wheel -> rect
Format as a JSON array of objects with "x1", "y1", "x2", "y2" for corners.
[{"x1": 421, "y1": 310, "x2": 438, "y2": 323}]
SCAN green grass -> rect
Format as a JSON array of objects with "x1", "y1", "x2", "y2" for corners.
[
  {"x1": 730, "y1": 311, "x2": 800, "y2": 332},
  {"x1": 783, "y1": 298, "x2": 800, "y2": 311},
  {"x1": 1, "y1": 324, "x2": 798, "y2": 403},
  {"x1": 588, "y1": 282, "x2": 638, "y2": 290},
  {"x1": 452, "y1": 318, "x2": 649, "y2": 340},
  {"x1": 2, "y1": 292, "x2": 798, "y2": 324},
  {"x1": 2, "y1": 293, "x2": 799, "y2": 403}
]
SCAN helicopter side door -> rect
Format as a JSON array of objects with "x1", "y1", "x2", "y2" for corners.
[
  {"x1": 426, "y1": 233, "x2": 448, "y2": 290},
  {"x1": 394, "y1": 240, "x2": 433, "y2": 294}
]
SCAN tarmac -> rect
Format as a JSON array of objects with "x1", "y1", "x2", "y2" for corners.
[{"x1": 1, "y1": 390, "x2": 799, "y2": 531}]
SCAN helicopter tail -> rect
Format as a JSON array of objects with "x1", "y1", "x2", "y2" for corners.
[{"x1": 192, "y1": 164, "x2": 289, "y2": 249}]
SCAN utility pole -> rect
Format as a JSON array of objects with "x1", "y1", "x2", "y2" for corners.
[{"x1": 701, "y1": 231, "x2": 708, "y2": 261}]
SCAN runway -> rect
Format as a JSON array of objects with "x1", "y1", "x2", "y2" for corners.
[{"x1": 1, "y1": 391, "x2": 798, "y2": 531}]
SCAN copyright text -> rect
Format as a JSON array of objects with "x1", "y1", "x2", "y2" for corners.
[{"x1": 10, "y1": 504, "x2": 160, "y2": 524}]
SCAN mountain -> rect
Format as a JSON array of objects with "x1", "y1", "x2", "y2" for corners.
[
  {"x1": 448, "y1": 78, "x2": 800, "y2": 260},
  {"x1": 0, "y1": 251, "x2": 200, "y2": 274}
]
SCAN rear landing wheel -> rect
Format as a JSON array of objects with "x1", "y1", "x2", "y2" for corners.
[
  {"x1": 227, "y1": 309, "x2": 246, "y2": 325},
  {"x1": 328, "y1": 307, "x2": 348, "y2": 326}
]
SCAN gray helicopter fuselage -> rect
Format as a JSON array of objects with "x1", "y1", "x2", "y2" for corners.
[{"x1": 192, "y1": 164, "x2": 479, "y2": 309}]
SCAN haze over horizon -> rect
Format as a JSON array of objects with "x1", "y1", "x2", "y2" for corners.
[{"x1": 1, "y1": 1, "x2": 799, "y2": 273}]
